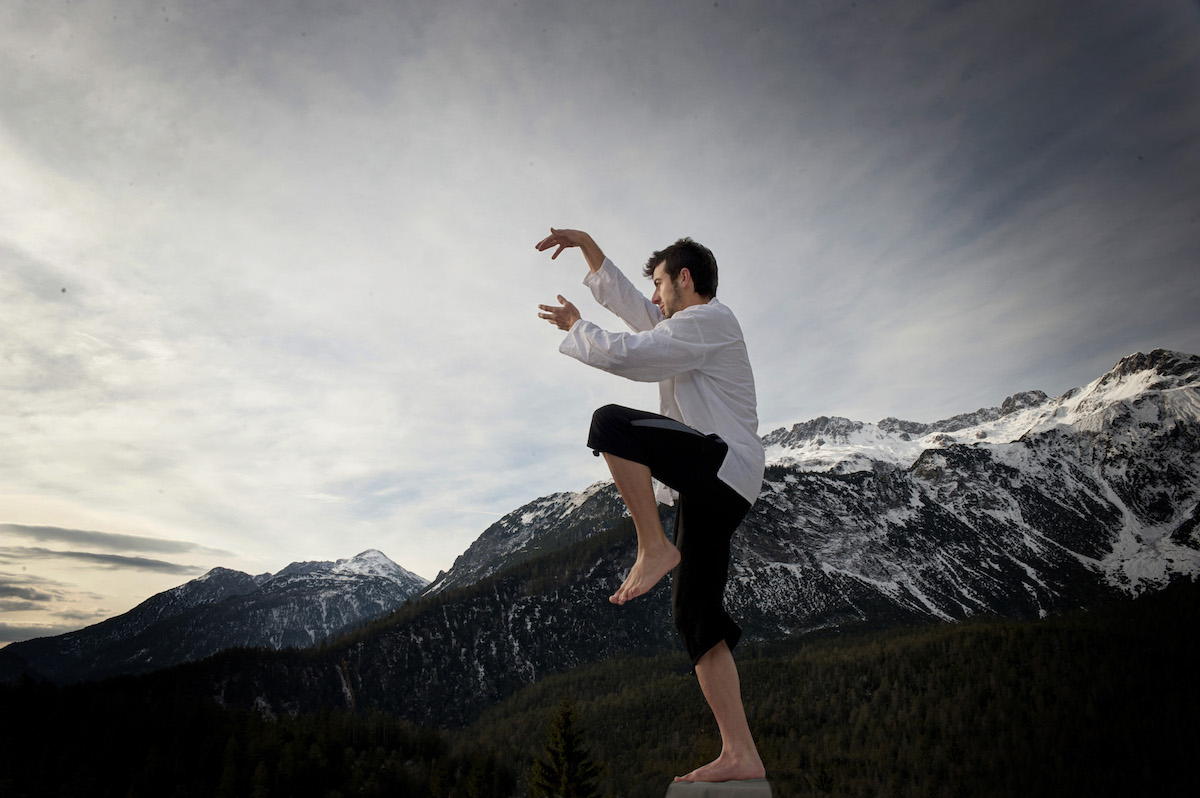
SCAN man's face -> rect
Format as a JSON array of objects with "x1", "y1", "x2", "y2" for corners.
[{"x1": 651, "y1": 261, "x2": 683, "y2": 318}]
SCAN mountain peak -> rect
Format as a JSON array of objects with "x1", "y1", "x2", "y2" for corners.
[
  {"x1": 334, "y1": 549, "x2": 429, "y2": 586},
  {"x1": 193, "y1": 566, "x2": 250, "y2": 582},
  {"x1": 1107, "y1": 349, "x2": 1200, "y2": 386},
  {"x1": 1047, "y1": 350, "x2": 1200, "y2": 428},
  {"x1": 347, "y1": 548, "x2": 390, "y2": 564}
]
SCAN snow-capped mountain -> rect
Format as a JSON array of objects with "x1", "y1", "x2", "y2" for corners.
[
  {"x1": 2, "y1": 549, "x2": 427, "y2": 683},
  {"x1": 739, "y1": 348, "x2": 1200, "y2": 634}
]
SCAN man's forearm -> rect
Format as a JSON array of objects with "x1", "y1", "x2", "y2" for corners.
[{"x1": 577, "y1": 233, "x2": 606, "y2": 274}]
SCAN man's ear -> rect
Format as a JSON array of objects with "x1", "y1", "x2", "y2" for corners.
[{"x1": 678, "y1": 267, "x2": 692, "y2": 290}]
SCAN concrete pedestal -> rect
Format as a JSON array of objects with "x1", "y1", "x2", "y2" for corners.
[{"x1": 665, "y1": 778, "x2": 772, "y2": 797}]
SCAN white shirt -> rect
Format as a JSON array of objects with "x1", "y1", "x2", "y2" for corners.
[{"x1": 559, "y1": 258, "x2": 765, "y2": 506}]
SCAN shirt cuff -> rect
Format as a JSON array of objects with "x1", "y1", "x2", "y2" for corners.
[
  {"x1": 584, "y1": 258, "x2": 615, "y2": 287},
  {"x1": 558, "y1": 319, "x2": 587, "y2": 359}
]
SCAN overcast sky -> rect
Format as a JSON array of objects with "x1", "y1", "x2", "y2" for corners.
[{"x1": 3, "y1": 0, "x2": 1198, "y2": 646}]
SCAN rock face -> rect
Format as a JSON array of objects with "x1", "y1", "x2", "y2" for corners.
[
  {"x1": 2, "y1": 550, "x2": 428, "y2": 683},
  {"x1": 5, "y1": 350, "x2": 1197, "y2": 729}
]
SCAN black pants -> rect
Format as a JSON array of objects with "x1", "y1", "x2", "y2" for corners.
[{"x1": 588, "y1": 404, "x2": 751, "y2": 664}]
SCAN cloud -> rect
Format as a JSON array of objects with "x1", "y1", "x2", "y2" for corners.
[
  {"x1": 0, "y1": 601, "x2": 42, "y2": 612},
  {"x1": 0, "y1": 622, "x2": 82, "y2": 645},
  {"x1": 0, "y1": 572, "x2": 75, "y2": 604},
  {"x1": 0, "y1": 583, "x2": 55, "y2": 603},
  {"x1": 0, "y1": 523, "x2": 232, "y2": 557},
  {"x1": 52, "y1": 608, "x2": 112, "y2": 623},
  {"x1": 0, "y1": 572, "x2": 111, "y2": 647},
  {"x1": 0, "y1": 572, "x2": 108, "y2": 645},
  {"x1": 0, "y1": 547, "x2": 205, "y2": 576}
]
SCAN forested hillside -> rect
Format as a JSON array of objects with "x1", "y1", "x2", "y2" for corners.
[{"x1": 3, "y1": 578, "x2": 1195, "y2": 797}]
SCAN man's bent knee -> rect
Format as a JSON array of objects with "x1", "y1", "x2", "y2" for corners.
[
  {"x1": 590, "y1": 404, "x2": 629, "y2": 433},
  {"x1": 588, "y1": 404, "x2": 649, "y2": 462}
]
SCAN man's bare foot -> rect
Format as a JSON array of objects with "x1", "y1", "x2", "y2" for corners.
[
  {"x1": 674, "y1": 751, "x2": 765, "y2": 783},
  {"x1": 609, "y1": 544, "x2": 680, "y2": 605}
]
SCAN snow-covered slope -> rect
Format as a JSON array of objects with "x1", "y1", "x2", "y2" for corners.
[{"x1": 763, "y1": 390, "x2": 1054, "y2": 474}]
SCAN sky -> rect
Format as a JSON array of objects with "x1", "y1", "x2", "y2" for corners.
[{"x1": 2, "y1": 0, "x2": 1198, "y2": 646}]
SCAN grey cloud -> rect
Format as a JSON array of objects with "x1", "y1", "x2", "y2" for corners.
[
  {"x1": 0, "y1": 582, "x2": 54, "y2": 602},
  {"x1": 0, "y1": 572, "x2": 69, "y2": 604},
  {"x1": 0, "y1": 523, "x2": 232, "y2": 557},
  {"x1": 0, "y1": 588, "x2": 54, "y2": 605},
  {"x1": 0, "y1": 622, "x2": 81, "y2": 645},
  {"x1": 0, "y1": 572, "x2": 110, "y2": 644},
  {"x1": 52, "y1": 608, "x2": 111, "y2": 623},
  {"x1": 0, "y1": 600, "x2": 42, "y2": 612},
  {"x1": 0, "y1": 547, "x2": 205, "y2": 576}
]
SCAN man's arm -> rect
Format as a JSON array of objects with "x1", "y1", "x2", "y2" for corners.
[
  {"x1": 560, "y1": 313, "x2": 723, "y2": 383},
  {"x1": 535, "y1": 228, "x2": 606, "y2": 274}
]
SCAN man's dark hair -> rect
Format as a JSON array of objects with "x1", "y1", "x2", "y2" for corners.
[{"x1": 643, "y1": 238, "x2": 718, "y2": 298}]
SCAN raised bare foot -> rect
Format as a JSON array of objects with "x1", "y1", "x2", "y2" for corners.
[
  {"x1": 609, "y1": 544, "x2": 680, "y2": 605},
  {"x1": 674, "y1": 751, "x2": 765, "y2": 783}
]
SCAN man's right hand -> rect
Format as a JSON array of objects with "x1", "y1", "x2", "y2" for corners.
[
  {"x1": 535, "y1": 228, "x2": 606, "y2": 273},
  {"x1": 537, "y1": 295, "x2": 582, "y2": 331}
]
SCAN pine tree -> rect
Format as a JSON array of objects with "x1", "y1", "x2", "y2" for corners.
[{"x1": 528, "y1": 694, "x2": 602, "y2": 798}]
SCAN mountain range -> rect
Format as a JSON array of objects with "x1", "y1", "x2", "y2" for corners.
[
  {"x1": 0, "y1": 549, "x2": 427, "y2": 683},
  {"x1": 3, "y1": 349, "x2": 1197, "y2": 727}
]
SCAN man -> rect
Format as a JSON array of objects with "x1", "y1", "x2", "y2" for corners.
[{"x1": 536, "y1": 228, "x2": 766, "y2": 784}]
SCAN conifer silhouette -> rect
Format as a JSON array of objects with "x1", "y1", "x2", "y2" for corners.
[{"x1": 529, "y1": 694, "x2": 602, "y2": 798}]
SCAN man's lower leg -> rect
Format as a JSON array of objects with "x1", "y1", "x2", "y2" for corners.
[
  {"x1": 676, "y1": 640, "x2": 765, "y2": 783},
  {"x1": 602, "y1": 453, "x2": 680, "y2": 604}
]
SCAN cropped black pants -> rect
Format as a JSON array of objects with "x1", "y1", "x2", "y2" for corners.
[{"x1": 587, "y1": 404, "x2": 751, "y2": 665}]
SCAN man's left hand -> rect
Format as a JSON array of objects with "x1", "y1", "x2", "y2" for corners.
[{"x1": 538, "y1": 295, "x2": 581, "y2": 331}]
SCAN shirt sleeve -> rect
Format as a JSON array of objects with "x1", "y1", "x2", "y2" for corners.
[
  {"x1": 559, "y1": 312, "x2": 719, "y2": 383},
  {"x1": 584, "y1": 259, "x2": 663, "y2": 333}
]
